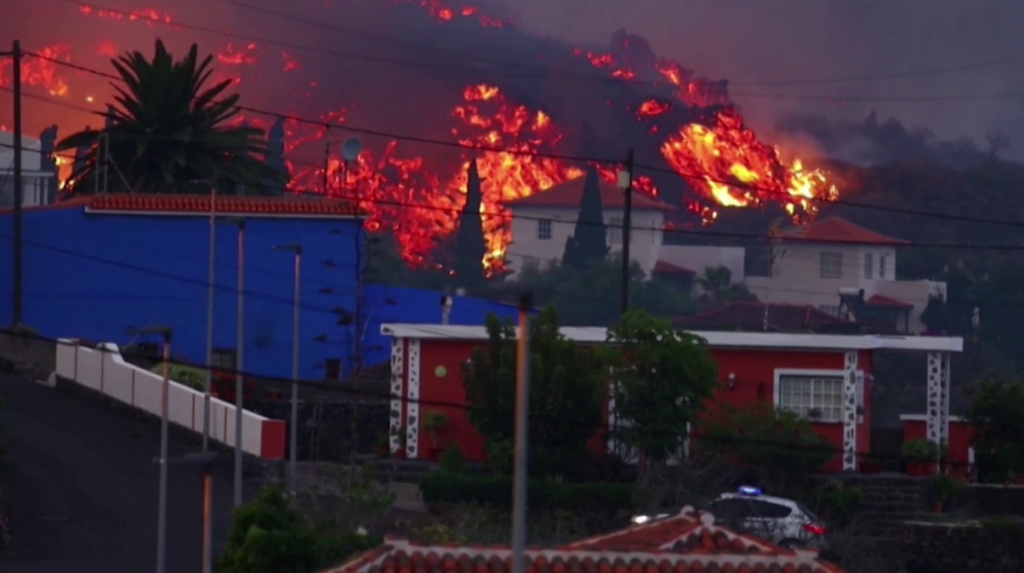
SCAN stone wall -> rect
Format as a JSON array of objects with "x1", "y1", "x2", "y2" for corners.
[
  {"x1": 966, "y1": 484, "x2": 1024, "y2": 516},
  {"x1": 903, "y1": 520, "x2": 1024, "y2": 573},
  {"x1": 0, "y1": 330, "x2": 56, "y2": 381}
]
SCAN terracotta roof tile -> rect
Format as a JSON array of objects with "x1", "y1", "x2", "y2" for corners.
[
  {"x1": 653, "y1": 261, "x2": 697, "y2": 275},
  {"x1": 778, "y1": 218, "x2": 908, "y2": 246},
  {"x1": 865, "y1": 294, "x2": 913, "y2": 308},
  {"x1": 505, "y1": 177, "x2": 674, "y2": 211},
  {"x1": 78, "y1": 193, "x2": 363, "y2": 217}
]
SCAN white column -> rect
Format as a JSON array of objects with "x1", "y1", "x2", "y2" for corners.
[
  {"x1": 388, "y1": 338, "x2": 405, "y2": 453},
  {"x1": 842, "y1": 351, "x2": 858, "y2": 471},
  {"x1": 404, "y1": 339, "x2": 421, "y2": 459},
  {"x1": 939, "y1": 353, "x2": 951, "y2": 444},
  {"x1": 925, "y1": 352, "x2": 943, "y2": 446}
]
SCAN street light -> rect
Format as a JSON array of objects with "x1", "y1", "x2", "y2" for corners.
[
  {"x1": 272, "y1": 244, "x2": 302, "y2": 498},
  {"x1": 126, "y1": 325, "x2": 173, "y2": 573},
  {"x1": 223, "y1": 216, "x2": 246, "y2": 507}
]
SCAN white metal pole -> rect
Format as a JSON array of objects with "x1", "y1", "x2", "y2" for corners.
[
  {"x1": 289, "y1": 247, "x2": 301, "y2": 498},
  {"x1": 202, "y1": 184, "x2": 215, "y2": 573},
  {"x1": 234, "y1": 220, "x2": 245, "y2": 507},
  {"x1": 511, "y1": 293, "x2": 531, "y2": 573},
  {"x1": 156, "y1": 333, "x2": 171, "y2": 573}
]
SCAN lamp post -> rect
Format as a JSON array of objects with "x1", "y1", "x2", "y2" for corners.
[
  {"x1": 511, "y1": 292, "x2": 532, "y2": 573},
  {"x1": 224, "y1": 216, "x2": 246, "y2": 507},
  {"x1": 273, "y1": 244, "x2": 302, "y2": 498},
  {"x1": 126, "y1": 325, "x2": 173, "y2": 573}
]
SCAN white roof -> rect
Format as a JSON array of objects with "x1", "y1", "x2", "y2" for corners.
[{"x1": 379, "y1": 324, "x2": 963, "y2": 353}]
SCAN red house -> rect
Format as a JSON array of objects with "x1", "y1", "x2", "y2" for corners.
[{"x1": 380, "y1": 324, "x2": 963, "y2": 473}]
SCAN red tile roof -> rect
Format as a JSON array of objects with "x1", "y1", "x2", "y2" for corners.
[
  {"x1": 653, "y1": 260, "x2": 697, "y2": 275},
  {"x1": 779, "y1": 218, "x2": 908, "y2": 246},
  {"x1": 505, "y1": 177, "x2": 674, "y2": 211},
  {"x1": 76, "y1": 194, "x2": 363, "y2": 218},
  {"x1": 322, "y1": 510, "x2": 843, "y2": 573},
  {"x1": 673, "y1": 302, "x2": 845, "y2": 333},
  {"x1": 866, "y1": 294, "x2": 913, "y2": 308}
]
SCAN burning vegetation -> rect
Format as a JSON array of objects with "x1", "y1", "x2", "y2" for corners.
[{"x1": 3, "y1": 0, "x2": 839, "y2": 270}]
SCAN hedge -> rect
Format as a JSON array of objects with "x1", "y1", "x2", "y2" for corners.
[{"x1": 419, "y1": 471, "x2": 634, "y2": 514}]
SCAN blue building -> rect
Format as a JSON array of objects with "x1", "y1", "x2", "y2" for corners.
[{"x1": 0, "y1": 194, "x2": 523, "y2": 381}]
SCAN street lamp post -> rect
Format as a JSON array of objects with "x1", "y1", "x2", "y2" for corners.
[
  {"x1": 273, "y1": 244, "x2": 302, "y2": 498},
  {"x1": 127, "y1": 325, "x2": 173, "y2": 573},
  {"x1": 511, "y1": 293, "x2": 532, "y2": 573},
  {"x1": 224, "y1": 217, "x2": 246, "y2": 507}
]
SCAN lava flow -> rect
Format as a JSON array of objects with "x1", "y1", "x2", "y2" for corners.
[{"x1": 5, "y1": 0, "x2": 840, "y2": 271}]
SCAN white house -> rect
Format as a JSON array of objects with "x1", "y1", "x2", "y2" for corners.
[
  {"x1": 0, "y1": 131, "x2": 57, "y2": 208},
  {"x1": 745, "y1": 217, "x2": 944, "y2": 333},
  {"x1": 503, "y1": 175, "x2": 675, "y2": 278}
]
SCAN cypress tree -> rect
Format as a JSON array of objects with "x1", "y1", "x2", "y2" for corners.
[
  {"x1": 562, "y1": 166, "x2": 609, "y2": 269},
  {"x1": 453, "y1": 160, "x2": 487, "y2": 284}
]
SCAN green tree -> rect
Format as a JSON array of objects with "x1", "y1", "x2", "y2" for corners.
[
  {"x1": 452, "y1": 160, "x2": 487, "y2": 285},
  {"x1": 561, "y1": 167, "x2": 609, "y2": 269},
  {"x1": 697, "y1": 265, "x2": 757, "y2": 309},
  {"x1": 57, "y1": 39, "x2": 286, "y2": 196},
  {"x1": 604, "y1": 310, "x2": 718, "y2": 483},
  {"x1": 217, "y1": 486, "x2": 320, "y2": 573},
  {"x1": 967, "y1": 373, "x2": 1024, "y2": 483},
  {"x1": 698, "y1": 402, "x2": 836, "y2": 492},
  {"x1": 462, "y1": 308, "x2": 606, "y2": 475}
]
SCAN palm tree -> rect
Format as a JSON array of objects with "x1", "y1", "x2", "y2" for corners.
[{"x1": 57, "y1": 40, "x2": 287, "y2": 196}]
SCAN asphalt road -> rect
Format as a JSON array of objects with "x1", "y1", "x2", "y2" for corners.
[{"x1": 0, "y1": 374, "x2": 258, "y2": 573}]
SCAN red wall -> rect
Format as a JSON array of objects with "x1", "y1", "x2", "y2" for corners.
[
  {"x1": 407, "y1": 339, "x2": 875, "y2": 473},
  {"x1": 903, "y1": 418, "x2": 975, "y2": 480}
]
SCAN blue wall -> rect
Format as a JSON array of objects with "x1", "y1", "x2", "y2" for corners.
[
  {"x1": 0, "y1": 206, "x2": 361, "y2": 380},
  {"x1": 0, "y1": 207, "x2": 523, "y2": 380}
]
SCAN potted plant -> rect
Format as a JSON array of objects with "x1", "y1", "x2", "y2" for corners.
[
  {"x1": 395, "y1": 425, "x2": 408, "y2": 459},
  {"x1": 860, "y1": 453, "x2": 884, "y2": 475},
  {"x1": 423, "y1": 410, "x2": 449, "y2": 460},
  {"x1": 376, "y1": 434, "x2": 391, "y2": 458},
  {"x1": 932, "y1": 474, "x2": 963, "y2": 513},
  {"x1": 903, "y1": 439, "x2": 939, "y2": 476}
]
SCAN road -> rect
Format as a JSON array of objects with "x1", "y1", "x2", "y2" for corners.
[{"x1": 0, "y1": 374, "x2": 258, "y2": 573}]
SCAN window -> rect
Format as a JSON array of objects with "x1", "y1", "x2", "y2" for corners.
[
  {"x1": 749, "y1": 501, "x2": 793, "y2": 518},
  {"x1": 777, "y1": 374, "x2": 844, "y2": 422},
  {"x1": 211, "y1": 348, "x2": 237, "y2": 370},
  {"x1": 819, "y1": 252, "x2": 842, "y2": 279},
  {"x1": 537, "y1": 219, "x2": 552, "y2": 240},
  {"x1": 863, "y1": 253, "x2": 873, "y2": 279},
  {"x1": 324, "y1": 358, "x2": 342, "y2": 380},
  {"x1": 703, "y1": 499, "x2": 753, "y2": 521},
  {"x1": 608, "y1": 217, "x2": 622, "y2": 244},
  {"x1": 879, "y1": 255, "x2": 887, "y2": 278}
]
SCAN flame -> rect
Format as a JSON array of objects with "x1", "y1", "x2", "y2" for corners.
[
  {"x1": 0, "y1": 42, "x2": 72, "y2": 97},
  {"x1": 77, "y1": 5, "x2": 175, "y2": 26},
  {"x1": 660, "y1": 108, "x2": 838, "y2": 222},
  {"x1": 218, "y1": 43, "x2": 259, "y2": 66},
  {"x1": 387, "y1": 0, "x2": 508, "y2": 27}
]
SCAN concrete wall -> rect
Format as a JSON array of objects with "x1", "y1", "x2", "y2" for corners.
[
  {"x1": 55, "y1": 339, "x2": 285, "y2": 458},
  {"x1": 904, "y1": 520, "x2": 1024, "y2": 573}
]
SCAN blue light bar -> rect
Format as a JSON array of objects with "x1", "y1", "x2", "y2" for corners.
[{"x1": 738, "y1": 486, "x2": 762, "y2": 496}]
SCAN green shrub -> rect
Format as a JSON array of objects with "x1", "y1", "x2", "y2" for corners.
[
  {"x1": 217, "y1": 486, "x2": 320, "y2": 573},
  {"x1": 815, "y1": 480, "x2": 863, "y2": 525},
  {"x1": 486, "y1": 441, "x2": 513, "y2": 475},
  {"x1": 932, "y1": 475, "x2": 964, "y2": 502},
  {"x1": 151, "y1": 363, "x2": 205, "y2": 392},
  {"x1": 902, "y1": 439, "x2": 938, "y2": 461},
  {"x1": 439, "y1": 443, "x2": 465, "y2": 474},
  {"x1": 419, "y1": 471, "x2": 633, "y2": 515}
]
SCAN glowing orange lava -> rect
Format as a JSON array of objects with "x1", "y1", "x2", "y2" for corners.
[
  {"x1": 387, "y1": 0, "x2": 508, "y2": 27},
  {"x1": 0, "y1": 42, "x2": 72, "y2": 97}
]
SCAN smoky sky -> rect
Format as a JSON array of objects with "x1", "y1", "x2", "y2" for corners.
[
  {"x1": 491, "y1": 0, "x2": 1024, "y2": 158},
  {"x1": 5, "y1": 0, "x2": 1024, "y2": 160}
]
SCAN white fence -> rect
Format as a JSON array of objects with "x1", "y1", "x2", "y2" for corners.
[{"x1": 55, "y1": 339, "x2": 285, "y2": 459}]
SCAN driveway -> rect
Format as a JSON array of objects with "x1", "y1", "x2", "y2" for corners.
[{"x1": 0, "y1": 374, "x2": 258, "y2": 572}]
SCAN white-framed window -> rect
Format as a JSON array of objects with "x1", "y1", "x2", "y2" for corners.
[
  {"x1": 537, "y1": 219, "x2": 552, "y2": 240},
  {"x1": 608, "y1": 216, "x2": 623, "y2": 244},
  {"x1": 879, "y1": 255, "x2": 887, "y2": 278},
  {"x1": 776, "y1": 372, "x2": 844, "y2": 422},
  {"x1": 863, "y1": 253, "x2": 873, "y2": 279},
  {"x1": 211, "y1": 348, "x2": 237, "y2": 370},
  {"x1": 820, "y1": 252, "x2": 842, "y2": 279}
]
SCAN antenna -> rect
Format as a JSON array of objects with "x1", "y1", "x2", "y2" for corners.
[{"x1": 341, "y1": 137, "x2": 362, "y2": 162}]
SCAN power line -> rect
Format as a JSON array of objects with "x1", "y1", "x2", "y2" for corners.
[
  {"x1": 12, "y1": 69, "x2": 1024, "y2": 233},
  {"x1": 12, "y1": 328, "x2": 991, "y2": 469}
]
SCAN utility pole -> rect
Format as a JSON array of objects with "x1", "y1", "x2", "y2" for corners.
[
  {"x1": 511, "y1": 292, "x2": 532, "y2": 573},
  {"x1": 234, "y1": 219, "x2": 246, "y2": 507},
  {"x1": 11, "y1": 40, "x2": 24, "y2": 326},
  {"x1": 618, "y1": 148, "x2": 635, "y2": 317}
]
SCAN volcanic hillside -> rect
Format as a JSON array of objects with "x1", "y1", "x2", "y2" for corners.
[{"x1": 1, "y1": 0, "x2": 841, "y2": 268}]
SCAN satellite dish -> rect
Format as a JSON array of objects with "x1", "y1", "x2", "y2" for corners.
[{"x1": 341, "y1": 137, "x2": 363, "y2": 162}]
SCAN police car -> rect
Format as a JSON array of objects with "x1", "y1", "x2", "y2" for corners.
[{"x1": 631, "y1": 487, "x2": 828, "y2": 550}]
